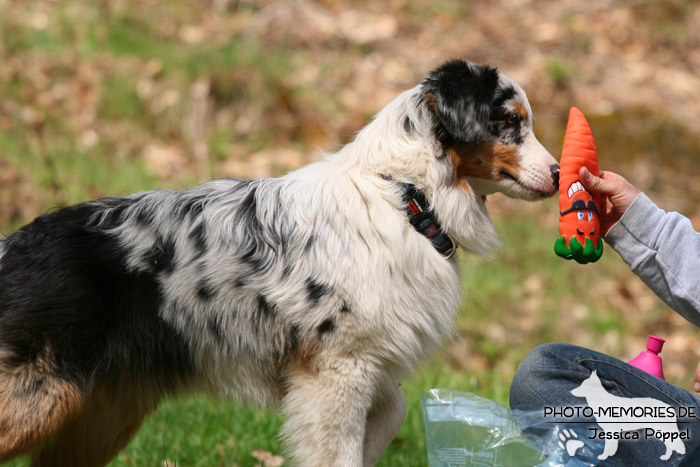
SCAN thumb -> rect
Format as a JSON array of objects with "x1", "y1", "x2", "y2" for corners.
[
  {"x1": 580, "y1": 167, "x2": 616, "y2": 196},
  {"x1": 694, "y1": 361, "x2": 700, "y2": 393}
]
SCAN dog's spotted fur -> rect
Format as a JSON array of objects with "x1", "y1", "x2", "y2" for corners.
[{"x1": 0, "y1": 59, "x2": 558, "y2": 466}]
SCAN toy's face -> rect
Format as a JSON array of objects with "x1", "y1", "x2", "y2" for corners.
[
  {"x1": 561, "y1": 181, "x2": 600, "y2": 246},
  {"x1": 554, "y1": 181, "x2": 603, "y2": 263}
]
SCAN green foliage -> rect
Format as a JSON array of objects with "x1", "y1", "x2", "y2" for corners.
[
  {"x1": 113, "y1": 398, "x2": 285, "y2": 466},
  {"x1": 98, "y1": 74, "x2": 145, "y2": 122},
  {"x1": 545, "y1": 57, "x2": 575, "y2": 90}
]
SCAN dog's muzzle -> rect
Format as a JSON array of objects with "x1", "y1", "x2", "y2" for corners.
[{"x1": 551, "y1": 163, "x2": 561, "y2": 191}]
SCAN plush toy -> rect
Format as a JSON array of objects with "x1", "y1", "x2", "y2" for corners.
[{"x1": 554, "y1": 107, "x2": 604, "y2": 264}]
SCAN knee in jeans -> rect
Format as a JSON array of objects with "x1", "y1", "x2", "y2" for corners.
[
  {"x1": 516, "y1": 343, "x2": 568, "y2": 377},
  {"x1": 510, "y1": 343, "x2": 570, "y2": 408}
]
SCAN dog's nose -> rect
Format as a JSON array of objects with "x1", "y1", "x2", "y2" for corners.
[{"x1": 550, "y1": 163, "x2": 560, "y2": 190}]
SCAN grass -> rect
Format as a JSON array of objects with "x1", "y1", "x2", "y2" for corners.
[
  {"x1": 115, "y1": 399, "x2": 285, "y2": 466},
  {"x1": 114, "y1": 360, "x2": 480, "y2": 466},
  {"x1": 0, "y1": 361, "x2": 493, "y2": 467}
]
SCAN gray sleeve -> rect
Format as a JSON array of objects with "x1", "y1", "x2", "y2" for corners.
[{"x1": 605, "y1": 193, "x2": 700, "y2": 328}]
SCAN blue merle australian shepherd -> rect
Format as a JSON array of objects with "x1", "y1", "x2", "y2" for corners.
[{"x1": 0, "y1": 60, "x2": 559, "y2": 466}]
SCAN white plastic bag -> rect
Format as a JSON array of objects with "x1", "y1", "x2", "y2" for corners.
[{"x1": 422, "y1": 389, "x2": 603, "y2": 467}]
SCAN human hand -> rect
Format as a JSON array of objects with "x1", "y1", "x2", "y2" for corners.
[
  {"x1": 579, "y1": 167, "x2": 640, "y2": 236},
  {"x1": 693, "y1": 361, "x2": 700, "y2": 393}
]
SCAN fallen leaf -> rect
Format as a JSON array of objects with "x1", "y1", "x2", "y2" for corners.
[{"x1": 251, "y1": 449, "x2": 285, "y2": 467}]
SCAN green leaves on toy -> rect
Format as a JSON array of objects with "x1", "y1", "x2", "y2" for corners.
[{"x1": 554, "y1": 234, "x2": 603, "y2": 264}]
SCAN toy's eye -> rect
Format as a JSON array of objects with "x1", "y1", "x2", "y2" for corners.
[
  {"x1": 577, "y1": 211, "x2": 584, "y2": 221},
  {"x1": 505, "y1": 113, "x2": 521, "y2": 125},
  {"x1": 587, "y1": 211, "x2": 593, "y2": 222}
]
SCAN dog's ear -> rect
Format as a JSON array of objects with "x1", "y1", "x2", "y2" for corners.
[{"x1": 423, "y1": 60, "x2": 499, "y2": 145}]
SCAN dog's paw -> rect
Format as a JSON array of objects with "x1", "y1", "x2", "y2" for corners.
[{"x1": 558, "y1": 428, "x2": 585, "y2": 457}]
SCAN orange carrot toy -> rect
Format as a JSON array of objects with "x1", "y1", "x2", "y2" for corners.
[{"x1": 554, "y1": 107, "x2": 604, "y2": 264}]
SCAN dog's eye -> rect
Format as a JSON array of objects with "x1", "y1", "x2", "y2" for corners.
[{"x1": 505, "y1": 113, "x2": 521, "y2": 125}]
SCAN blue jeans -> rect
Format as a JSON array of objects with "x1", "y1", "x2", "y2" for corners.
[{"x1": 510, "y1": 343, "x2": 700, "y2": 466}]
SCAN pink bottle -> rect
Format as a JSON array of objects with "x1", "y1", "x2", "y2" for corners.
[{"x1": 627, "y1": 335, "x2": 665, "y2": 380}]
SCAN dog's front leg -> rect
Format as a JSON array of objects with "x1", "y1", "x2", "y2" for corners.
[
  {"x1": 362, "y1": 381, "x2": 406, "y2": 467},
  {"x1": 281, "y1": 356, "x2": 375, "y2": 466}
]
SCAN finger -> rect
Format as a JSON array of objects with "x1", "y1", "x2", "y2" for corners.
[
  {"x1": 580, "y1": 167, "x2": 618, "y2": 196},
  {"x1": 601, "y1": 195, "x2": 614, "y2": 222},
  {"x1": 694, "y1": 362, "x2": 700, "y2": 392},
  {"x1": 600, "y1": 196, "x2": 615, "y2": 236}
]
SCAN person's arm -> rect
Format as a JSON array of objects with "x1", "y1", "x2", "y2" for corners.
[
  {"x1": 604, "y1": 193, "x2": 700, "y2": 327},
  {"x1": 581, "y1": 167, "x2": 700, "y2": 327},
  {"x1": 581, "y1": 167, "x2": 700, "y2": 393}
]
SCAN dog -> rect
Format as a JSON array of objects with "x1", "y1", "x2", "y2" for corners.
[
  {"x1": 571, "y1": 370, "x2": 686, "y2": 461},
  {"x1": 0, "y1": 59, "x2": 558, "y2": 466}
]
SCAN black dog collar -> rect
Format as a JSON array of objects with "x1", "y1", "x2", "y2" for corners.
[{"x1": 385, "y1": 177, "x2": 456, "y2": 258}]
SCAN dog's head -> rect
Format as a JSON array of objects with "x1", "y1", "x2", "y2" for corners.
[{"x1": 422, "y1": 59, "x2": 559, "y2": 200}]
